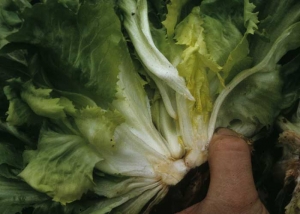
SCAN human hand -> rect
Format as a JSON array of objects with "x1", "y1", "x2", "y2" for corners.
[{"x1": 178, "y1": 128, "x2": 269, "y2": 214}]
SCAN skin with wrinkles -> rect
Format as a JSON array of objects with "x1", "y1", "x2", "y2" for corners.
[{"x1": 178, "y1": 128, "x2": 269, "y2": 214}]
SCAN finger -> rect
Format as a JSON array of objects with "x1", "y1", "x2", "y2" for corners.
[{"x1": 205, "y1": 128, "x2": 258, "y2": 208}]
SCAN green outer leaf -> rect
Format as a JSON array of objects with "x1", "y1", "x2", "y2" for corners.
[
  {"x1": 217, "y1": 69, "x2": 283, "y2": 137},
  {"x1": 0, "y1": 1, "x2": 24, "y2": 48},
  {"x1": 0, "y1": 177, "x2": 49, "y2": 214},
  {"x1": 251, "y1": 0, "x2": 300, "y2": 63},
  {"x1": 0, "y1": 164, "x2": 21, "y2": 179},
  {"x1": 58, "y1": 0, "x2": 81, "y2": 13},
  {"x1": 0, "y1": 124, "x2": 24, "y2": 179},
  {"x1": 150, "y1": 26, "x2": 185, "y2": 66},
  {"x1": 4, "y1": 79, "x2": 76, "y2": 125},
  {"x1": 20, "y1": 81, "x2": 67, "y2": 119},
  {"x1": 4, "y1": 81, "x2": 41, "y2": 126},
  {"x1": 19, "y1": 130, "x2": 103, "y2": 204},
  {"x1": 0, "y1": 121, "x2": 33, "y2": 146},
  {"x1": 280, "y1": 53, "x2": 300, "y2": 109},
  {"x1": 208, "y1": 22, "x2": 300, "y2": 139},
  {"x1": 8, "y1": 0, "x2": 127, "y2": 107},
  {"x1": 0, "y1": 142, "x2": 22, "y2": 168},
  {"x1": 200, "y1": 4, "x2": 244, "y2": 66},
  {"x1": 222, "y1": 0, "x2": 259, "y2": 82},
  {"x1": 32, "y1": 201, "x2": 89, "y2": 214},
  {"x1": 54, "y1": 89, "x2": 97, "y2": 109}
]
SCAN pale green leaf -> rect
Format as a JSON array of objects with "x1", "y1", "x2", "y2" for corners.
[
  {"x1": 162, "y1": 0, "x2": 189, "y2": 37},
  {"x1": 19, "y1": 131, "x2": 103, "y2": 204}
]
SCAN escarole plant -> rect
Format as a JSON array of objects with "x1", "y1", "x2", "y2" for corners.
[{"x1": 0, "y1": 0, "x2": 300, "y2": 213}]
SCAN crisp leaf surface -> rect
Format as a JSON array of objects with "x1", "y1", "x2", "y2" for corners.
[
  {"x1": 20, "y1": 130, "x2": 103, "y2": 204},
  {"x1": 8, "y1": 0, "x2": 128, "y2": 106}
]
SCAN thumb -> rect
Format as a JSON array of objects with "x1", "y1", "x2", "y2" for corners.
[
  {"x1": 205, "y1": 128, "x2": 258, "y2": 208},
  {"x1": 177, "y1": 128, "x2": 268, "y2": 214}
]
